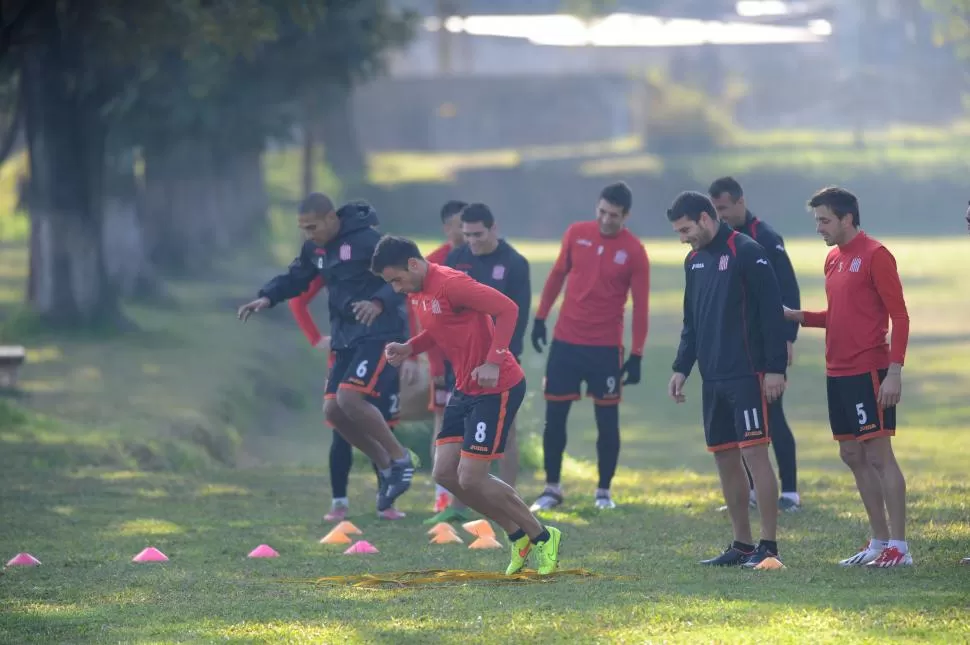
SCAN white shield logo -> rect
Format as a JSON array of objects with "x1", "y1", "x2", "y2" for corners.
[
  {"x1": 339, "y1": 244, "x2": 352, "y2": 261},
  {"x1": 492, "y1": 265, "x2": 506, "y2": 280},
  {"x1": 613, "y1": 250, "x2": 627, "y2": 265}
]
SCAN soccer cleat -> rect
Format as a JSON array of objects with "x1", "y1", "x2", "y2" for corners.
[
  {"x1": 700, "y1": 544, "x2": 754, "y2": 566},
  {"x1": 378, "y1": 507, "x2": 406, "y2": 521},
  {"x1": 422, "y1": 506, "x2": 470, "y2": 525},
  {"x1": 778, "y1": 497, "x2": 801, "y2": 513},
  {"x1": 433, "y1": 491, "x2": 451, "y2": 513},
  {"x1": 378, "y1": 456, "x2": 414, "y2": 512},
  {"x1": 529, "y1": 489, "x2": 564, "y2": 512},
  {"x1": 839, "y1": 543, "x2": 883, "y2": 567},
  {"x1": 505, "y1": 534, "x2": 532, "y2": 575},
  {"x1": 324, "y1": 503, "x2": 348, "y2": 522},
  {"x1": 533, "y1": 526, "x2": 562, "y2": 576},
  {"x1": 740, "y1": 543, "x2": 781, "y2": 570},
  {"x1": 594, "y1": 492, "x2": 616, "y2": 510},
  {"x1": 865, "y1": 546, "x2": 913, "y2": 568}
]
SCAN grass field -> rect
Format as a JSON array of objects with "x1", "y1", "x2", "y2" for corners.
[{"x1": 2, "y1": 237, "x2": 969, "y2": 644}]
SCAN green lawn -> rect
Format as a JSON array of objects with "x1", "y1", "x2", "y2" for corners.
[{"x1": 2, "y1": 237, "x2": 969, "y2": 644}]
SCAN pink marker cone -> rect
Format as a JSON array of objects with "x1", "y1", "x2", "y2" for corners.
[
  {"x1": 247, "y1": 544, "x2": 279, "y2": 558},
  {"x1": 343, "y1": 540, "x2": 379, "y2": 554},
  {"x1": 132, "y1": 547, "x2": 169, "y2": 563},
  {"x1": 6, "y1": 552, "x2": 41, "y2": 566}
]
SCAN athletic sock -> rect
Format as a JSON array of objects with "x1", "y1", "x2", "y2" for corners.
[
  {"x1": 543, "y1": 400, "x2": 571, "y2": 484},
  {"x1": 532, "y1": 528, "x2": 551, "y2": 544},
  {"x1": 870, "y1": 539, "x2": 890, "y2": 550},
  {"x1": 332, "y1": 497, "x2": 348, "y2": 507},
  {"x1": 507, "y1": 529, "x2": 526, "y2": 542},
  {"x1": 732, "y1": 540, "x2": 755, "y2": 553},
  {"x1": 888, "y1": 539, "x2": 909, "y2": 554},
  {"x1": 759, "y1": 539, "x2": 778, "y2": 555},
  {"x1": 594, "y1": 403, "x2": 620, "y2": 490}
]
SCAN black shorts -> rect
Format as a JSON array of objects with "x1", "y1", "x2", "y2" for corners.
[
  {"x1": 827, "y1": 369, "x2": 896, "y2": 442},
  {"x1": 702, "y1": 376, "x2": 772, "y2": 452},
  {"x1": 543, "y1": 340, "x2": 623, "y2": 405},
  {"x1": 436, "y1": 378, "x2": 526, "y2": 460},
  {"x1": 428, "y1": 360, "x2": 457, "y2": 411},
  {"x1": 324, "y1": 341, "x2": 400, "y2": 426}
]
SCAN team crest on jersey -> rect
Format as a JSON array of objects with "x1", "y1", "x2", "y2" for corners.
[
  {"x1": 718, "y1": 255, "x2": 730, "y2": 271},
  {"x1": 849, "y1": 257, "x2": 862, "y2": 273},
  {"x1": 339, "y1": 244, "x2": 352, "y2": 261},
  {"x1": 492, "y1": 264, "x2": 506, "y2": 280},
  {"x1": 613, "y1": 250, "x2": 627, "y2": 265},
  {"x1": 430, "y1": 299, "x2": 442, "y2": 314}
]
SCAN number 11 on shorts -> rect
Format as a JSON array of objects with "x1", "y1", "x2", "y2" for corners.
[{"x1": 743, "y1": 408, "x2": 760, "y2": 431}]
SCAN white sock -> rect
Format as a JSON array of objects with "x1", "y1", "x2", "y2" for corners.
[
  {"x1": 870, "y1": 538, "x2": 890, "y2": 551},
  {"x1": 595, "y1": 488, "x2": 611, "y2": 498},
  {"x1": 749, "y1": 489, "x2": 757, "y2": 502},
  {"x1": 332, "y1": 497, "x2": 348, "y2": 508},
  {"x1": 545, "y1": 483, "x2": 562, "y2": 495},
  {"x1": 781, "y1": 492, "x2": 800, "y2": 504},
  {"x1": 888, "y1": 539, "x2": 908, "y2": 554}
]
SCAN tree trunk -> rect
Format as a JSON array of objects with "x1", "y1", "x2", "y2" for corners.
[
  {"x1": 301, "y1": 117, "x2": 316, "y2": 197},
  {"x1": 319, "y1": 85, "x2": 367, "y2": 189},
  {"x1": 20, "y1": 23, "x2": 119, "y2": 326}
]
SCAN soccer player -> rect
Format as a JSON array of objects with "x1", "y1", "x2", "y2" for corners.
[
  {"x1": 425, "y1": 200, "x2": 467, "y2": 515},
  {"x1": 667, "y1": 191, "x2": 788, "y2": 569},
  {"x1": 237, "y1": 193, "x2": 415, "y2": 513},
  {"x1": 374, "y1": 236, "x2": 562, "y2": 575},
  {"x1": 288, "y1": 275, "x2": 417, "y2": 521},
  {"x1": 425, "y1": 203, "x2": 531, "y2": 523},
  {"x1": 709, "y1": 176, "x2": 802, "y2": 512},
  {"x1": 530, "y1": 181, "x2": 649, "y2": 511},
  {"x1": 784, "y1": 187, "x2": 912, "y2": 567}
]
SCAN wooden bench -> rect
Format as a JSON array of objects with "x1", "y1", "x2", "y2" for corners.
[{"x1": 0, "y1": 346, "x2": 25, "y2": 389}]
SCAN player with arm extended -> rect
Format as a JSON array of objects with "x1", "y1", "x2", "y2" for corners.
[
  {"x1": 424, "y1": 203, "x2": 531, "y2": 524},
  {"x1": 530, "y1": 182, "x2": 650, "y2": 512},
  {"x1": 237, "y1": 193, "x2": 415, "y2": 513},
  {"x1": 288, "y1": 271, "x2": 417, "y2": 521},
  {"x1": 667, "y1": 191, "x2": 788, "y2": 569},
  {"x1": 784, "y1": 187, "x2": 912, "y2": 568},
  {"x1": 709, "y1": 176, "x2": 802, "y2": 513},
  {"x1": 373, "y1": 236, "x2": 562, "y2": 576},
  {"x1": 423, "y1": 200, "x2": 467, "y2": 516}
]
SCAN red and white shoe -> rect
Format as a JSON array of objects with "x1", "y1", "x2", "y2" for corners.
[
  {"x1": 378, "y1": 507, "x2": 406, "y2": 520},
  {"x1": 324, "y1": 504, "x2": 348, "y2": 522},
  {"x1": 433, "y1": 491, "x2": 451, "y2": 513},
  {"x1": 865, "y1": 546, "x2": 913, "y2": 568},
  {"x1": 839, "y1": 543, "x2": 883, "y2": 567}
]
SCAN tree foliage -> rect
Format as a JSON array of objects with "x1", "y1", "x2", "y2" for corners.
[{"x1": 923, "y1": 0, "x2": 970, "y2": 57}]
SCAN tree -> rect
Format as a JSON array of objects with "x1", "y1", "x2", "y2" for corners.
[
  {"x1": 923, "y1": 0, "x2": 970, "y2": 56},
  {"x1": 5, "y1": 0, "x2": 414, "y2": 324}
]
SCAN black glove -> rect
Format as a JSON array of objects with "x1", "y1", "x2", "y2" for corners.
[
  {"x1": 531, "y1": 318, "x2": 547, "y2": 353},
  {"x1": 621, "y1": 354, "x2": 642, "y2": 385}
]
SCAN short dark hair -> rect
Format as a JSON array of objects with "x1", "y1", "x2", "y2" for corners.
[
  {"x1": 667, "y1": 191, "x2": 717, "y2": 223},
  {"x1": 299, "y1": 192, "x2": 335, "y2": 216},
  {"x1": 440, "y1": 200, "x2": 468, "y2": 222},
  {"x1": 460, "y1": 203, "x2": 495, "y2": 228},
  {"x1": 708, "y1": 176, "x2": 743, "y2": 201},
  {"x1": 808, "y1": 186, "x2": 860, "y2": 227},
  {"x1": 600, "y1": 182, "x2": 632, "y2": 213},
  {"x1": 371, "y1": 235, "x2": 424, "y2": 274}
]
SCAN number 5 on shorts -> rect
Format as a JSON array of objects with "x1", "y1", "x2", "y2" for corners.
[{"x1": 856, "y1": 402, "x2": 867, "y2": 426}]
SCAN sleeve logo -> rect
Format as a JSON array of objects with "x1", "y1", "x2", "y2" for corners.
[
  {"x1": 718, "y1": 254, "x2": 730, "y2": 271},
  {"x1": 339, "y1": 244, "x2": 352, "y2": 261},
  {"x1": 849, "y1": 257, "x2": 862, "y2": 273}
]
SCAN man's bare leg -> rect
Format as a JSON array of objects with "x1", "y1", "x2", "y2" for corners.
[
  {"x1": 324, "y1": 398, "x2": 392, "y2": 469},
  {"x1": 741, "y1": 444, "x2": 779, "y2": 542},
  {"x1": 863, "y1": 437, "x2": 906, "y2": 540},
  {"x1": 714, "y1": 448, "x2": 754, "y2": 546},
  {"x1": 498, "y1": 421, "x2": 519, "y2": 488},
  {"x1": 336, "y1": 388, "x2": 409, "y2": 462},
  {"x1": 839, "y1": 441, "x2": 891, "y2": 541}
]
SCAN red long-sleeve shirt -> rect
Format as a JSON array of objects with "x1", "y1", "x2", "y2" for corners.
[
  {"x1": 418, "y1": 243, "x2": 454, "y2": 377},
  {"x1": 406, "y1": 264, "x2": 524, "y2": 395},
  {"x1": 801, "y1": 232, "x2": 909, "y2": 376},
  {"x1": 536, "y1": 221, "x2": 650, "y2": 355}
]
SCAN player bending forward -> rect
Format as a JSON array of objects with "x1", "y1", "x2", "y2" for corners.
[
  {"x1": 373, "y1": 235, "x2": 562, "y2": 575},
  {"x1": 785, "y1": 187, "x2": 912, "y2": 568}
]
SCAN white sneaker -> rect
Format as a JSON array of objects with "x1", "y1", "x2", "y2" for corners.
[
  {"x1": 839, "y1": 544, "x2": 884, "y2": 567},
  {"x1": 594, "y1": 493, "x2": 616, "y2": 510},
  {"x1": 529, "y1": 489, "x2": 563, "y2": 512},
  {"x1": 865, "y1": 546, "x2": 913, "y2": 568}
]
